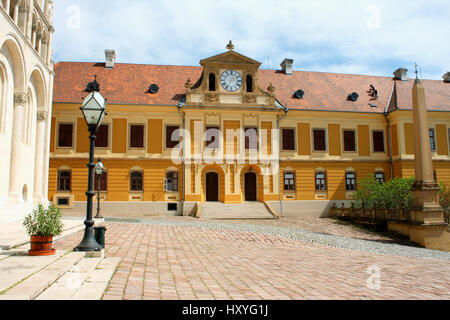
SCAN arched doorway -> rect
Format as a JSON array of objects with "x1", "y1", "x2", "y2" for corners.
[
  {"x1": 244, "y1": 171, "x2": 257, "y2": 201},
  {"x1": 205, "y1": 172, "x2": 219, "y2": 202}
]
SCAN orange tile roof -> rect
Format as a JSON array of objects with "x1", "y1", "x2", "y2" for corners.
[{"x1": 53, "y1": 62, "x2": 450, "y2": 113}]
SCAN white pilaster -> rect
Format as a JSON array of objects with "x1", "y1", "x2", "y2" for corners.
[
  {"x1": 33, "y1": 111, "x2": 48, "y2": 203},
  {"x1": 9, "y1": 92, "x2": 28, "y2": 200}
]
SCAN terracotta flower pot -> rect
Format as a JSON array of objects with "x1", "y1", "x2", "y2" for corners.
[{"x1": 28, "y1": 235, "x2": 56, "y2": 256}]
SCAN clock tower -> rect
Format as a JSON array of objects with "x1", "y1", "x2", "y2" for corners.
[{"x1": 184, "y1": 41, "x2": 276, "y2": 109}]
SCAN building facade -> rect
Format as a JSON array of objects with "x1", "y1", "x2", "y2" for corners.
[
  {"x1": 0, "y1": 0, "x2": 54, "y2": 222},
  {"x1": 49, "y1": 43, "x2": 450, "y2": 218}
]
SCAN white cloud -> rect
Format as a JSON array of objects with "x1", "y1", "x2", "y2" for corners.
[{"x1": 53, "y1": 0, "x2": 450, "y2": 79}]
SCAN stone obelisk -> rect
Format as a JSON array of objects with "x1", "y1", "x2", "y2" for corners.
[{"x1": 410, "y1": 66, "x2": 445, "y2": 226}]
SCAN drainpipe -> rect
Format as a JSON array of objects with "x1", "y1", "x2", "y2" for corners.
[
  {"x1": 384, "y1": 112, "x2": 394, "y2": 180},
  {"x1": 276, "y1": 107, "x2": 288, "y2": 218},
  {"x1": 177, "y1": 104, "x2": 186, "y2": 216}
]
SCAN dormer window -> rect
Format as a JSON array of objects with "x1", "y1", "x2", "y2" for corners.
[
  {"x1": 209, "y1": 73, "x2": 216, "y2": 91},
  {"x1": 246, "y1": 75, "x2": 253, "y2": 93}
]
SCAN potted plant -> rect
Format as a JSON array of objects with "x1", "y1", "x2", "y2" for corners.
[{"x1": 23, "y1": 204, "x2": 64, "y2": 256}]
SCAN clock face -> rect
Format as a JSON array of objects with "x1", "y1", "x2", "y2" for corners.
[{"x1": 220, "y1": 70, "x2": 242, "y2": 92}]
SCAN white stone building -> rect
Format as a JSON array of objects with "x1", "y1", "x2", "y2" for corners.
[{"x1": 0, "y1": 0, "x2": 54, "y2": 222}]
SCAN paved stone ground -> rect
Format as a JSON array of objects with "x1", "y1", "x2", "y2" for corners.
[{"x1": 53, "y1": 217, "x2": 450, "y2": 300}]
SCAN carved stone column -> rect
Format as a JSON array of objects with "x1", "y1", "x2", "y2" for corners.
[
  {"x1": 13, "y1": 0, "x2": 21, "y2": 24},
  {"x1": 9, "y1": 92, "x2": 27, "y2": 199},
  {"x1": 36, "y1": 32, "x2": 42, "y2": 55},
  {"x1": 4, "y1": 0, "x2": 11, "y2": 15},
  {"x1": 33, "y1": 111, "x2": 48, "y2": 203}
]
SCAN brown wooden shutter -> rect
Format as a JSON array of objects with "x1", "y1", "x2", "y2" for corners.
[
  {"x1": 95, "y1": 125, "x2": 109, "y2": 148},
  {"x1": 130, "y1": 125, "x2": 144, "y2": 148},
  {"x1": 343, "y1": 130, "x2": 356, "y2": 152},
  {"x1": 166, "y1": 126, "x2": 180, "y2": 148},
  {"x1": 58, "y1": 124, "x2": 73, "y2": 147},
  {"x1": 372, "y1": 131, "x2": 385, "y2": 152},
  {"x1": 282, "y1": 129, "x2": 295, "y2": 151},
  {"x1": 313, "y1": 129, "x2": 326, "y2": 151}
]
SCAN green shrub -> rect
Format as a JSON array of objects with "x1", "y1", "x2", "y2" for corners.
[
  {"x1": 353, "y1": 175, "x2": 415, "y2": 210},
  {"x1": 23, "y1": 204, "x2": 64, "y2": 237}
]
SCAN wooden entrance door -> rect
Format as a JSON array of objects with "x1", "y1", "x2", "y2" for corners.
[
  {"x1": 244, "y1": 172, "x2": 257, "y2": 201},
  {"x1": 205, "y1": 172, "x2": 219, "y2": 202}
]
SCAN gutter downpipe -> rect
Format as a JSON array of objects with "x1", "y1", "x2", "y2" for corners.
[
  {"x1": 384, "y1": 82, "x2": 396, "y2": 180},
  {"x1": 384, "y1": 112, "x2": 394, "y2": 180},
  {"x1": 177, "y1": 104, "x2": 186, "y2": 216},
  {"x1": 277, "y1": 106, "x2": 288, "y2": 218}
]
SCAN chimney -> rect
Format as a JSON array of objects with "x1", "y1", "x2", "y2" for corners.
[
  {"x1": 443, "y1": 72, "x2": 450, "y2": 83},
  {"x1": 281, "y1": 58, "x2": 294, "y2": 75},
  {"x1": 393, "y1": 68, "x2": 408, "y2": 81},
  {"x1": 105, "y1": 49, "x2": 116, "y2": 68}
]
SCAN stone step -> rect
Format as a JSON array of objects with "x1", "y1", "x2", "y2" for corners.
[
  {"x1": 200, "y1": 202, "x2": 275, "y2": 219},
  {"x1": 36, "y1": 256, "x2": 120, "y2": 300},
  {"x1": 0, "y1": 251, "x2": 85, "y2": 300}
]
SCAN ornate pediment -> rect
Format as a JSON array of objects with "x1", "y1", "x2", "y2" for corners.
[
  {"x1": 185, "y1": 42, "x2": 276, "y2": 109},
  {"x1": 200, "y1": 50, "x2": 262, "y2": 68}
]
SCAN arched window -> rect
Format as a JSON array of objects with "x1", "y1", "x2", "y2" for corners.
[
  {"x1": 209, "y1": 73, "x2": 216, "y2": 91},
  {"x1": 57, "y1": 170, "x2": 71, "y2": 191},
  {"x1": 130, "y1": 171, "x2": 143, "y2": 192},
  {"x1": 375, "y1": 172, "x2": 384, "y2": 184},
  {"x1": 165, "y1": 171, "x2": 178, "y2": 192},
  {"x1": 283, "y1": 171, "x2": 295, "y2": 191},
  {"x1": 345, "y1": 171, "x2": 357, "y2": 191},
  {"x1": 315, "y1": 172, "x2": 327, "y2": 191},
  {"x1": 246, "y1": 75, "x2": 253, "y2": 93}
]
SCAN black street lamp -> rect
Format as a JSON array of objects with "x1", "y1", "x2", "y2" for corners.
[
  {"x1": 95, "y1": 158, "x2": 104, "y2": 219},
  {"x1": 74, "y1": 91, "x2": 107, "y2": 252}
]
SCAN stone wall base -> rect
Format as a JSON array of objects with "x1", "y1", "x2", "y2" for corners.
[{"x1": 388, "y1": 222, "x2": 450, "y2": 252}]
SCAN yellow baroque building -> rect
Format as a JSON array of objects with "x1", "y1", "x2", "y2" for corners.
[{"x1": 49, "y1": 44, "x2": 450, "y2": 218}]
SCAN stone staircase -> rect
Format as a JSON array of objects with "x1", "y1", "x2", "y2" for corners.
[
  {"x1": 0, "y1": 250, "x2": 120, "y2": 300},
  {"x1": 199, "y1": 202, "x2": 276, "y2": 220}
]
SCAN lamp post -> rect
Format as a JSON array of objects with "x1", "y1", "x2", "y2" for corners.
[
  {"x1": 74, "y1": 91, "x2": 107, "y2": 252},
  {"x1": 95, "y1": 158, "x2": 104, "y2": 219}
]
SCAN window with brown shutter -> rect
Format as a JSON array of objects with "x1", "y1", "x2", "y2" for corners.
[
  {"x1": 130, "y1": 171, "x2": 143, "y2": 191},
  {"x1": 375, "y1": 172, "x2": 384, "y2": 184},
  {"x1": 245, "y1": 127, "x2": 258, "y2": 150},
  {"x1": 166, "y1": 126, "x2": 180, "y2": 149},
  {"x1": 313, "y1": 129, "x2": 326, "y2": 152},
  {"x1": 166, "y1": 171, "x2": 178, "y2": 192},
  {"x1": 346, "y1": 172, "x2": 356, "y2": 191},
  {"x1": 282, "y1": 128, "x2": 295, "y2": 151},
  {"x1": 315, "y1": 172, "x2": 327, "y2": 191},
  {"x1": 284, "y1": 172, "x2": 295, "y2": 191},
  {"x1": 94, "y1": 171, "x2": 108, "y2": 191},
  {"x1": 130, "y1": 124, "x2": 144, "y2": 148},
  {"x1": 58, "y1": 171, "x2": 71, "y2": 191},
  {"x1": 372, "y1": 130, "x2": 385, "y2": 152},
  {"x1": 205, "y1": 126, "x2": 220, "y2": 149},
  {"x1": 58, "y1": 123, "x2": 73, "y2": 147},
  {"x1": 343, "y1": 130, "x2": 356, "y2": 152},
  {"x1": 95, "y1": 124, "x2": 109, "y2": 148}
]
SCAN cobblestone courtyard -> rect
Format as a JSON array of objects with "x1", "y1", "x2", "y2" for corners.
[{"x1": 54, "y1": 217, "x2": 450, "y2": 300}]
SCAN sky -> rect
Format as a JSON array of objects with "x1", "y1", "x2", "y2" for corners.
[{"x1": 52, "y1": 0, "x2": 450, "y2": 80}]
